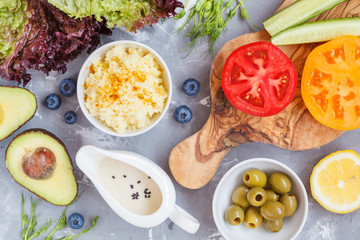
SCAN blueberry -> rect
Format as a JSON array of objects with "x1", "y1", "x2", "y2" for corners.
[
  {"x1": 64, "y1": 111, "x2": 77, "y2": 124},
  {"x1": 174, "y1": 106, "x2": 192, "y2": 123},
  {"x1": 60, "y1": 78, "x2": 76, "y2": 97},
  {"x1": 45, "y1": 94, "x2": 61, "y2": 110},
  {"x1": 182, "y1": 78, "x2": 200, "y2": 96},
  {"x1": 68, "y1": 213, "x2": 84, "y2": 229}
]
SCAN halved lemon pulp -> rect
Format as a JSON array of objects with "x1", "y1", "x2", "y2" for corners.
[{"x1": 311, "y1": 150, "x2": 360, "y2": 214}]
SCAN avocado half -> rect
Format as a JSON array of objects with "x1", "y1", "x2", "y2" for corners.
[
  {"x1": 0, "y1": 86, "x2": 37, "y2": 141},
  {"x1": 6, "y1": 129, "x2": 78, "y2": 205}
]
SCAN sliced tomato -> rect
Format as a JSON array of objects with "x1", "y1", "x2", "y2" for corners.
[
  {"x1": 302, "y1": 35, "x2": 360, "y2": 130},
  {"x1": 221, "y1": 41, "x2": 297, "y2": 117}
]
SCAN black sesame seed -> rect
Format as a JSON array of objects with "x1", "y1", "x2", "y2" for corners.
[
  {"x1": 148, "y1": 176, "x2": 151, "y2": 179},
  {"x1": 112, "y1": 176, "x2": 115, "y2": 179},
  {"x1": 123, "y1": 175, "x2": 126, "y2": 178},
  {"x1": 130, "y1": 185, "x2": 134, "y2": 189},
  {"x1": 137, "y1": 180, "x2": 141, "y2": 184}
]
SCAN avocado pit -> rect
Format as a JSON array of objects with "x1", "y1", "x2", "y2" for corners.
[{"x1": 22, "y1": 147, "x2": 56, "y2": 179}]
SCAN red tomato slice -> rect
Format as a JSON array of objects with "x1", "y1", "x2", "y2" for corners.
[{"x1": 221, "y1": 41, "x2": 298, "y2": 117}]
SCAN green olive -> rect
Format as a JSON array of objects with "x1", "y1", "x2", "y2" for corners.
[
  {"x1": 265, "y1": 189, "x2": 279, "y2": 202},
  {"x1": 280, "y1": 193, "x2": 298, "y2": 217},
  {"x1": 247, "y1": 187, "x2": 267, "y2": 207},
  {"x1": 269, "y1": 172, "x2": 292, "y2": 194},
  {"x1": 232, "y1": 185, "x2": 249, "y2": 208},
  {"x1": 260, "y1": 201, "x2": 285, "y2": 221},
  {"x1": 243, "y1": 168, "x2": 267, "y2": 188},
  {"x1": 264, "y1": 218, "x2": 283, "y2": 232},
  {"x1": 244, "y1": 206, "x2": 263, "y2": 229},
  {"x1": 225, "y1": 205, "x2": 244, "y2": 225}
]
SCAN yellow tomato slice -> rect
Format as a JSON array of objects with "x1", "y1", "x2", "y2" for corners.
[{"x1": 302, "y1": 35, "x2": 360, "y2": 130}]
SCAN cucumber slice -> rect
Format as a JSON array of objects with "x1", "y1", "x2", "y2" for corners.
[
  {"x1": 271, "y1": 18, "x2": 360, "y2": 45},
  {"x1": 263, "y1": 0, "x2": 346, "y2": 36}
]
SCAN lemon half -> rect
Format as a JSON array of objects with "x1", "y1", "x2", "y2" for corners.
[{"x1": 311, "y1": 150, "x2": 360, "y2": 214}]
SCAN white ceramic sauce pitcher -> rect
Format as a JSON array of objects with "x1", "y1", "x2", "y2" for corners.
[{"x1": 75, "y1": 145, "x2": 200, "y2": 234}]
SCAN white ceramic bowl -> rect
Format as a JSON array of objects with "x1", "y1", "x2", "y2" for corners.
[
  {"x1": 212, "y1": 158, "x2": 308, "y2": 240},
  {"x1": 77, "y1": 41, "x2": 172, "y2": 137}
]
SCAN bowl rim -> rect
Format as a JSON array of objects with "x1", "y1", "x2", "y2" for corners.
[
  {"x1": 77, "y1": 40, "x2": 172, "y2": 137},
  {"x1": 212, "y1": 157, "x2": 309, "y2": 240}
]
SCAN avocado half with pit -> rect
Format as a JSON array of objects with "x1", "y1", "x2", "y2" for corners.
[
  {"x1": 0, "y1": 86, "x2": 37, "y2": 141},
  {"x1": 6, "y1": 129, "x2": 78, "y2": 205}
]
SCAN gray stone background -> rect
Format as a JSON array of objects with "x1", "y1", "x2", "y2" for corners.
[{"x1": 1, "y1": 0, "x2": 359, "y2": 239}]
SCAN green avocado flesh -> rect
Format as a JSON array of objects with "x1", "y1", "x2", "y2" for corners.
[
  {"x1": 6, "y1": 129, "x2": 78, "y2": 206},
  {"x1": 0, "y1": 86, "x2": 37, "y2": 141}
]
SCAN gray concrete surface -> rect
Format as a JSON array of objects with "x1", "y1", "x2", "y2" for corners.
[{"x1": 1, "y1": 0, "x2": 359, "y2": 239}]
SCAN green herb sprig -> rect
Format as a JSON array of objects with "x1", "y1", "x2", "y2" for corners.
[
  {"x1": 20, "y1": 193, "x2": 99, "y2": 240},
  {"x1": 44, "y1": 195, "x2": 81, "y2": 240},
  {"x1": 21, "y1": 194, "x2": 51, "y2": 240},
  {"x1": 57, "y1": 217, "x2": 99, "y2": 240},
  {"x1": 177, "y1": 0, "x2": 259, "y2": 55}
]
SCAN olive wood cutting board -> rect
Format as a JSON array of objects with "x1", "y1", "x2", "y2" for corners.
[{"x1": 168, "y1": 0, "x2": 360, "y2": 189}]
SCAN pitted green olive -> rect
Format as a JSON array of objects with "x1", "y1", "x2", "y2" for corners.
[
  {"x1": 280, "y1": 193, "x2": 298, "y2": 217},
  {"x1": 265, "y1": 189, "x2": 279, "y2": 202},
  {"x1": 247, "y1": 187, "x2": 267, "y2": 207},
  {"x1": 243, "y1": 169, "x2": 267, "y2": 188},
  {"x1": 244, "y1": 206, "x2": 263, "y2": 229},
  {"x1": 260, "y1": 201, "x2": 285, "y2": 221},
  {"x1": 269, "y1": 172, "x2": 292, "y2": 194},
  {"x1": 225, "y1": 205, "x2": 244, "y2": 225},
  {"x1": 232, "y1": 185, "x2": 249, "y2": 208},
  {"x1": 264, "y1": 218, "x2": 283, "y2": 232}
]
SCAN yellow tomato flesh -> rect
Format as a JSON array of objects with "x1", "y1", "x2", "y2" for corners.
[{"x1": 302, "y1": 35, "x2": 360, "y2": 130}]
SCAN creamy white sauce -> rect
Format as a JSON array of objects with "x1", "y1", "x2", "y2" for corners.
[{"x1": 97, "y1": 157, "x2": 162, "y2": 215}]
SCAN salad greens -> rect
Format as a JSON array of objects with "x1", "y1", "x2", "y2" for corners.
[
  {"x1": 47, "y1": 0, "x2": 183, "y2": 32},
  {"x1": 177, "y1": 0, "x2": 259, "y2": 55},
  {"x1": 0, "y1": 0, "x2": 111, "y2": 85},
  {"x1": 21, "y1": 193, "x2": 98, "y2": 240},
  {"x1": 0, "y1": 0, "x2": 182, "y2": 84},
  {"x1": 0, "y1": 0, "x2": 28, "y2": 62}
]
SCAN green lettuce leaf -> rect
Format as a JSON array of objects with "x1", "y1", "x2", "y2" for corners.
[
  {"x1": 47, "y1": 0, "x2": 183, "y2": 32},
  {"x1": 0, "y1": 0, "x2": 28, "y2": 62}
]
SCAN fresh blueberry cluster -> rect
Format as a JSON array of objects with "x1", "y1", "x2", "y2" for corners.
[
  {"x1": 174, "y1": 78, "x2": 200, "y2": 123},
  {"x1": 45, "y1": 78, "x2": 78, "y2": 124}
]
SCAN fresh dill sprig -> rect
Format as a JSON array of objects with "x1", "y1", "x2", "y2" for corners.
[{"x1": 176, "y1": 0, "x2": 260, "y2": 56}]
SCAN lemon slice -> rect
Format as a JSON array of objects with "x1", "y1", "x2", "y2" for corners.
[{"x1": 311, "y1": 150, "x2": 360, "y2": 214}]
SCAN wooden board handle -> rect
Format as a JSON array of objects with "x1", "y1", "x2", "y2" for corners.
[{"x1": 169, "y1": 107, "x2": 251, "y2": 189}]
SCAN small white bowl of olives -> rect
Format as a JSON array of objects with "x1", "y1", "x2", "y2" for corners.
[{"x1": 212, "y1": 158, "x2": 308, "y2": 240}]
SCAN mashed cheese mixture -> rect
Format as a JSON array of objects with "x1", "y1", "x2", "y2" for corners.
[{"x1": 84, "y1": 46, "x2": 168, "y2": 132}]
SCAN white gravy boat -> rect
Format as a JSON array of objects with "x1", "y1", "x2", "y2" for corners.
[{"x1": 76, "y1": 145, "x2": 200, "y2": 234}]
